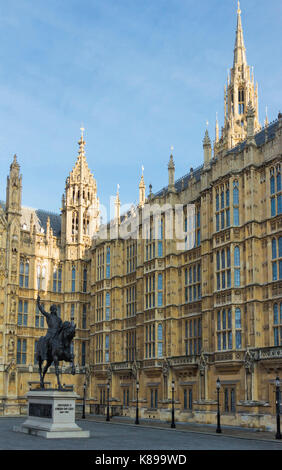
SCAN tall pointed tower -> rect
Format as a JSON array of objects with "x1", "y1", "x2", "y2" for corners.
[
  {"x1": 216, "y1": 1, "x2": 261, "y2": 154},
  {"x1": 61, "y1": 128, "x2": 100, "y2": 247}
]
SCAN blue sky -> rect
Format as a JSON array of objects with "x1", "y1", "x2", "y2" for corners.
[{"x1": 0, "y1": 0, "x2": 281, "y2": 214}]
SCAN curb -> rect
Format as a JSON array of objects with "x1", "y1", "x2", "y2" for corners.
[{"x1": 79, "y1": 417, "x2": 282, "y2": 444}]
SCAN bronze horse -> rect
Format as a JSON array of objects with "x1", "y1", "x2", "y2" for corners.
[{"x1": 36, "y1": 321, "x2": 76, "y2": 389}]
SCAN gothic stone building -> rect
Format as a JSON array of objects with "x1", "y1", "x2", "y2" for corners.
[{"x1": 0, "y1": 4, "x2": 281, "y2": 430}]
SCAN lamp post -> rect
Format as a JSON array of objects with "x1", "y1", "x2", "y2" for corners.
[
  {"x1": 82, "y1": 382, "x2": 86, "y2": 419},
  {"x1": 275, "y1": 377, "x2": 281, "y2": 440},
  {"x1": 216, "y1": 378, "x2": 221, "y2": 434},
  {"x1": 106, "y1": 381, "x2": 110, "y2": 422},
  {"x1": 171, "y1": 380, "x2": 176, "y2": 429},
  {"x1": 135, "y1": 381, "x2": 139, "y2": 425}
]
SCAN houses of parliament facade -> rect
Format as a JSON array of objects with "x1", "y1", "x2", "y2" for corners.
[{"x1": 0, "y1": 3, "x2": 281, "y2": 430}]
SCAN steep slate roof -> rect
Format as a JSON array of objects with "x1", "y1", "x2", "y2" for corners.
[
  {"x1": 226, "y1": 118, "x2": 279, "y2": 156},
  {"x1": 0, "y1": 201, "x2": 61, "y2": 237}
]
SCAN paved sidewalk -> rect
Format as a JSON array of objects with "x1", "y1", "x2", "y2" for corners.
[{"x1": 84, "y1": 414, "x2": 282, "y2": 443}]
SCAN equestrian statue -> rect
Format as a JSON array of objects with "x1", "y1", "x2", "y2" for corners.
[{"x1": 36, "y1": 295, "x2": 76, "y2": 390}]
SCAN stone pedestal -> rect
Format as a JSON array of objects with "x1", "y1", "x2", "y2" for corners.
[{"x1": 13, "y1": 389, "x2": 90, "y2": 438}]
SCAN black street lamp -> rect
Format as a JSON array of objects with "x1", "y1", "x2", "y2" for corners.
[
  {"x1": 82, "y1": 382, "x2": 86, "y2": 419},
  {"x1": 106, "y1": 381, "x2": 110, "y2": 422},
  {"x1": 135, "y1": 381, "x2": 139, "y2": 425},
  {"x1": 171, "y1": 380, "x2": 176, "y2": 429},
  {"x1": 216, "y1": 378, "x2": 222, "y2": 434},
  {"x1": 275, "y1": 377, "x2": 281, "y2": 440}
]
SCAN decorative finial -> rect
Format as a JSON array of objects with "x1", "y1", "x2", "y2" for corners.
[
  {"x1": 142, "y1": 165, "x2": 144, "y2": 176},
  {"x1": 78, "y1": 125, "x2": 86, "y2": 157},
  {"x1": 237, "y1": 0, "x2": 241, "y2": 14},
  {"x1": 80, "y1": 125, "x2": 85, "y2": 140}
]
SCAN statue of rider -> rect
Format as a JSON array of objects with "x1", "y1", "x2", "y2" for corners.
[{"x1": 37, "y1": 295, "x2": 63, "y2": 359}]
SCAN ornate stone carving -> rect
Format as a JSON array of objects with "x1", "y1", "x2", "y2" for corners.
[{"x1": 244, "y1": 348, "x2": 256, "y2": 373}]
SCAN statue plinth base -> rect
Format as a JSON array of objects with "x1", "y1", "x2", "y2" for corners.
[{"x1": 13, "y1": 389, "x2": 90, "y2": 439}]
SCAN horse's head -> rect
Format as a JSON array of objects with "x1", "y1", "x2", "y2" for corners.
[{"x1": 61, "y1": 321, "x2": 76, "y2": 342}]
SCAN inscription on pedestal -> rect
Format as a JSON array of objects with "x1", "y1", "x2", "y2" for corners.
[
  {"x1": 29, "y1": 403, "x2": 52, "y2": 418},
  {"x1": 54, "y1": 403, "x2": 74, "y2": 415}
]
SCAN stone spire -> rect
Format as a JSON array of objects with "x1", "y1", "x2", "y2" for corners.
[
  {"x1": 61, "y1": 128, "x2": 100, "y2": 246},
  {"x1": 215, "y1": 1, "x2": 261, "y2": 155},
  {"x1": 233, "y1": 1, "x2": 247, "y2": 67}
]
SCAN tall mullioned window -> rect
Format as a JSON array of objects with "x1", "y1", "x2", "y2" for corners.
[
  {"x1": 233, "y1": 180, "x2": 240, "y2": 226},
  {"x1": 157, "y1": 324, "x2": 163, "y2": 357},
  {"x1": 97, "y1": 249, "x2": 104, "y2": 281},
  {"x1": 145, "y1": 275, "x2": 155, "y2": 310},
  {"x1": 126, "y1": 330, "x2": 136, "y2": 361},
  {"x1": 105, "y1": 292, "x2": 110, "y2": 321},
  {"x1": 215, "y1": 184, "x2": 230, "y2": 232},
  {"x1": 17, "y1": 339, "x2": 27, "y2": 364},
  {"x1": 95, "y1": 334, "x2": 103, "y2": 363},
  {"x1": 106, "y1": 247, "x2": 111, "y2": 278},
  {"x1": 274, "y1": 303, "x2": 282, "y2": 346},
  {"x1": 157, "y1": 274, "x2": 163, "y2": 307},
  {"x1": 272, "y1": 237, "x2": 282, "y2": 281},
  {"x1": 96, "y1": 292, "x2": 104, "y2": 322},
  {"x1": 53, "y1": 266, "x2": 62, "y2": 293},
  {"x1": 216, "y1": 248, "x2": 231, "y2": 291},
  {"x1": 18, "y1": 300, "x2": 28, "y2": 326},
  {"x1": 216, "y1": 308, "x2": 242, "y2": 351},
  {"x1": 234, "y1": 246, "x2": 241, "y2": 287},
  {"x1": 145, "y1": 323, "x2": 155, "y2": 358},
  {"x1": 270, "y1": 165, "x2": 282, "y2": 217},
  {"x1": 184, "y1": 317, "x2": 202, "y2": 355},
  {"x1": 184, "y1": 264, "x2": 201, "y2": 302},
  {"x1": 19, "y1": 259, "x2": 29, "y2": 288},
  {"x1": 126, "y1": 285, "x2": 136, "y2": 317},
  {"x1": 105, "y1": 334, "x2": 110, "y2": 362},
  {"x1": 217, "y1": 309, "x2": 232, "y2": 351},
  {"x1": 127, "y1": 241, "x2": 137, "y2": 273}
]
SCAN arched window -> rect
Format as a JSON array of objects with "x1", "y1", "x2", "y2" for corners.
[
  {"x1": 72, "y1": 212, "x2": 78, "y2": 235},
  {"x1": 234, "y1": 246, "x2": 241, "y2": 287}
]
